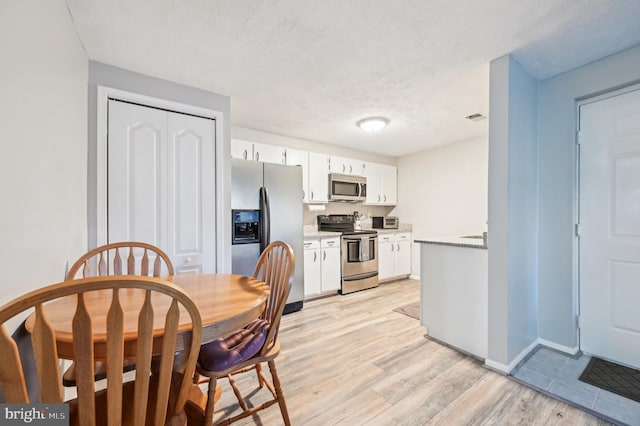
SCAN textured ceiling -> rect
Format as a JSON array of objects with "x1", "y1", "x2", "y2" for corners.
[{"x1": 66, "y1": 0, "x2": 640, "y2": 157}]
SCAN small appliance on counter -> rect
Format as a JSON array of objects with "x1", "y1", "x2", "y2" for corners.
[{"x1": 372, "y1": 216, "x2": 399, "y2": 229}]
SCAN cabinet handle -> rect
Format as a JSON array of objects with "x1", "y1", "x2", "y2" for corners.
[
  {"x1": 255, "y1": 152, "x2": 260, "y2": 162},
  {"x1": 397, "y1": 244, "x2": 400, "y2": 252},
  {"x1": 313, "y1": 252, "x2": 317, "y2": 262},
  {"x1": 186, "y1": 257, "x2": 192, "y2": 263},
  {"x1": 323, "y1": 250, "x2": 326, "y2": 260},
  {"x1": 310, "y1": 190, "x2": 314, "y2": 200},
  {"x1": 349, "y1": 165, "x2": 352, "y2": 173},
  {"x1": 391, "y1": 244, "x2": 395, "y2": 252},
  {"x1": 342, "y1": 164, "x2": 345, "y2": 173},
  {"x1": 384, "y1": 195, "x2": 387, "y2": 202},
  {"x1": 243, "y1": 149, "x2": 247, "y2": 160},
  {"x1": 302, "y1": 190, "x2": 306, "y2": 200}
]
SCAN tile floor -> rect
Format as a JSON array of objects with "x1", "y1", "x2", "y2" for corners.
[{"x1": 511, "y1": 347, "x2": 640, "y2": 426}]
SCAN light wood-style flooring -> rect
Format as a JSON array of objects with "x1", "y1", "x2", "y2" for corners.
[{"x1": 207, "y1": 279, "x2": 611, "y2": 425}]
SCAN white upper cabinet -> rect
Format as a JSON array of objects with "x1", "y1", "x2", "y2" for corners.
[
  {"x1": 364, "y1": 162, "x2": 397, "y2": 205},
  {"x1": 232, "y1": 139, "x2": 394, "y2": 205},
  {"x1": 285, "y1": 148, "x2": 309, "y2": 203},
  {"x1": 230, "y1": 139, "x2": 253, "y2": 160},
  {"x1": 231, "y1": 139, "x2": 285, "y2": 164},
  {"x1": 329, "y1": 155, "x2": 366, "y2": 176},
  {"x1": 381, "y1": 164, "x2": 397, "y2": 205},
  {"x1": 364, "y1": 161, "x2": 382, "y2": 204},
  {"x1": 253, "y1": 142, "x2": 285, "y2": 164},
  {"x1": 308, "y1": 152, "x2": 330, "y2": 203}
]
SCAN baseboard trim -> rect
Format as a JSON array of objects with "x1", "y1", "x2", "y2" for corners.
[
  {"x1": 484, "y1": 339, "x2": 539, "y2": 374},
  {"x1": 409, "y1": 274, "x2": 420, "y2": 281},
  {"x1": 538, "y1": 338, "x2": 580, "y2": 357},
  {"x1": 484, "y1": 359, "x2": 510, "y2": 374}
]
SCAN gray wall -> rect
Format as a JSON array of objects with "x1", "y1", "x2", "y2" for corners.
[
  {"x1": 537, "y1": 44, "x2": 640, "y2": 348},
  {"x1": 487, "y1": 55, "x2": 539, "y2": 368},
  {"x1": 88, "y1": 62, "x2": 232, "y2": 271}
]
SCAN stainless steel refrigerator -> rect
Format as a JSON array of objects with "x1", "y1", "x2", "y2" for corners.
[{"x1": 231, "y1": 158, "x2": 304, "y2": 314}]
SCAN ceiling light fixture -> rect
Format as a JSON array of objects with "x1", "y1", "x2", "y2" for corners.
[{"x1": 357, "y1": 117, "x2": 389, "y2": 132}]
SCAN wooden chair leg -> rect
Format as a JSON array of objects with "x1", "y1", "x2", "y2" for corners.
[
  {"x1": 227, "y1": 373, "x2": 248, "y2": 411},
  {"x1": 204, "y1": 377, "x2": 217, "y2": 425},
  {"x1": 268, "y1": 360, "x2": 291, "y2": 426},
  {"x1": 256, "y1": 363, "x2": 264, "y2": 388}
]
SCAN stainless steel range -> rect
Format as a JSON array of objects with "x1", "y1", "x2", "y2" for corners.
[{"x1": 317, "y1": 214, "x2": 379, "y2": 294}]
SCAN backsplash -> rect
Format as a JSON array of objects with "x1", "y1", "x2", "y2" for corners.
[{"x1": 303, "y1": 203, "x2": 395, "y2": 227}]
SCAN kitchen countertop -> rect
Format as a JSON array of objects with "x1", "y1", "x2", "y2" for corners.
[
  {"x1": 360, "y1": 225, "x2": 412, "y2": 234},
  {"x1": 414, "y1": 235, "x2": 487, "y2": 249},
  {"x1": 304, "y1": 224, "x2": 413, "y2": 239},
  {"x1": 303, "y1": 230, "x2": 341, "y2": 238}
]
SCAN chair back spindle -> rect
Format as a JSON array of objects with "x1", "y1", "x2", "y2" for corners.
[
  {"x1": 252, "y1": 241, "x2": 294, "y2": 356},
  {"x1": 68, "y1": 242, "x2": 174, "y2": 280},
  {"x1": 0, "y1": 276, "x2": 202, "y2": 426}
]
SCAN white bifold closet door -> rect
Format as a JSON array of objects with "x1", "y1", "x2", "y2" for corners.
[{"x1": 107, "y1": 99, "x2": 216, "y2": 274}]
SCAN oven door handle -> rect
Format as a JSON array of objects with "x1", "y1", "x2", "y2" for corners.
[
  {"x1": 343, "y1": 236, "x2": 378, "y2": 242},
  {"x1": 342, "y1": 271, "x2": 378, "y2": 281}
]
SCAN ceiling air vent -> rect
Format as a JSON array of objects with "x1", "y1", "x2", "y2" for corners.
[{"x1": 465, "y1": 113, "x2": 486, "y2": 121}]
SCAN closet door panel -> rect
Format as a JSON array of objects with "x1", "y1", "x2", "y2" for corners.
[
  {"x1": 167, "y1": 113, "x2": 216, "y2": 273},
  {"x1": 108, "y1": 100, "x2": 167, "y2": 247}
]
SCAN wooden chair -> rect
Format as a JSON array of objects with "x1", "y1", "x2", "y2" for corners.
[
  {"x1": 0, "y1": 276, "x2": 202, "y2": 426},
  {"x1": 64, "y1": 242, "x2": 175, "y2": 386},
  {"x1": 66, "y1": 241, "x2": 175, "y2": 280},
  {"x1": 195, "y1": 241, "x2": 294, "y2": 425}
]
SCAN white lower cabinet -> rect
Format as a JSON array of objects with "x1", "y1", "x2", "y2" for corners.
[
  {"x1": 304, "y1": 240, "x2": 322, "y2": 296},
  {"x1": 304, "y1": 236, "x2": 341, "y2": 298},
  {"x1": 320, "y1": 237, "x2": 341, "y2": 292},
  {"x1": 379, "y1": 232, "x2": 411, "y2": 281}
]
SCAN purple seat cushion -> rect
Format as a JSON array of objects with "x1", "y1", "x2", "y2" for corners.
[{"x1": 198, "y1": 319, "x2": 270, "y2": 371}]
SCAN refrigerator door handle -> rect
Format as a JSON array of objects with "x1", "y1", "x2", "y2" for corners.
[{"x1": 259, "y1": 186, "x2": 271, "y2": 252}]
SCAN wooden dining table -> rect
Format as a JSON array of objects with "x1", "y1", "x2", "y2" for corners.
[
  {"x1": 24, "y1": 273, "x2": 269, "y2": 419},
  {"x1": 25, "y1": 273, "x2": 269, "y2": 360}
]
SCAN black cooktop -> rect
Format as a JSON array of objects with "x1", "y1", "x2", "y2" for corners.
[{"x1": 317, "y1": 214, "x2": 377, "y2": 235}]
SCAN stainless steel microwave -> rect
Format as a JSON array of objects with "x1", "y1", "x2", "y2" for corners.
[{"x1": 328, "y1": 173, "x2": 366, "y2": 202}]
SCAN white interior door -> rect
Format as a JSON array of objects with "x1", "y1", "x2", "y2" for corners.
[
  {"x1": 579, "y1": 88, "x2": 640, "y2": 368},
  {"x1": 108, "y1": 100, "x2": 216, "y2": 274}
]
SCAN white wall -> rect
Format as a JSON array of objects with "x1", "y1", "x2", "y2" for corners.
[
  {"x1": 394, "y1": 137, "x2": 488, "y2": 278},
  {"x1": 0, "y1": 1, "x2": 88, "y2": 328},
  {"x1": 0, "y1": 3, "x2": 234, "y2": 308},
  {"x1": 537, "y1": 43, "x2": 640, "y2": 349}
]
